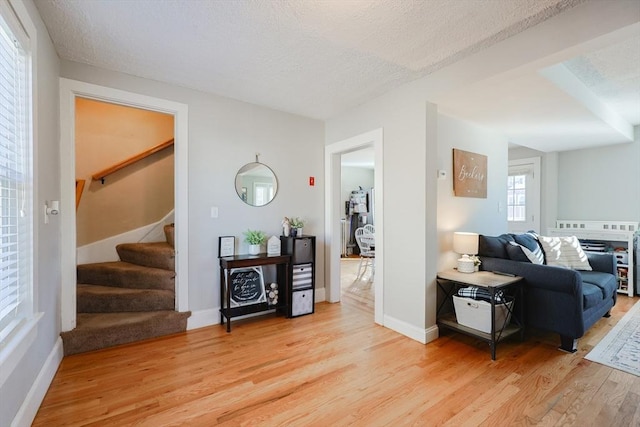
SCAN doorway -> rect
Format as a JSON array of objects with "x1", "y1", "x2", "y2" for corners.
[
  {"x1": 340, "y1": 148, "x2": 375, "y2": 315},
  {"x1": 507, "y1": 157, "x2": 541, "y2": 234},
  {"x1": 59, "y1": 79, "x2": 189, "y2": 332},
  {"x1": 324, "y1": 128, "x2": 384, "y2": 325}
]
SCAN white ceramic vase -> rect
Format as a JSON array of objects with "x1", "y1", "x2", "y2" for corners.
[{"x1": 249, "y1": 244, "x2": 260, "y2": 255}]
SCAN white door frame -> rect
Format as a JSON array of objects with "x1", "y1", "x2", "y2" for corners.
[
  {"x1": 325, "y1": 129, "x2": 384, "y2": 325},
  {"x1": 59, "y1": 78, "x2": 189, "y2": 332}
]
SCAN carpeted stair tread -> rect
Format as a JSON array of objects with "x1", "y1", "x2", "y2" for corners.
[
  {"x1": 77, "y1": 261, "x2": 175, "y2": 290},
  {"x1": 60, "y1": 311, "x2": 190, "y2": 356},
  {"x1": 117, "y1": 242, "x2": 174, "y2": 270},
  {"x1": 77, "y1": 284, "x2": 174, "y2": 313}
]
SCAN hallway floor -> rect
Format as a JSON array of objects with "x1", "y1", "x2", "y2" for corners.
[{"x1": 340, "y1": 257, "x2": 374, "y2": 315}]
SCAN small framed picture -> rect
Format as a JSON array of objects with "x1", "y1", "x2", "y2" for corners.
[{"x1": 218, "y1": 236, "x2": 235, "y2": 258}]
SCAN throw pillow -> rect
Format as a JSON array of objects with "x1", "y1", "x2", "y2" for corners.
[
  {"x1": 537, "y1": 235, "x2": 592, "y2": 271},
  {"x1": 506, "y1": 241, "x2": 544, "y2": 264},
  {"x1": 512, "y1": 232, "x2": 544, "y2": 264},
  {"x1": 478, "y1": 234, "x2": 514, "y2": 259}
]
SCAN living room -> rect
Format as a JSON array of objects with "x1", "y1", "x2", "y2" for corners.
[{"x1": 1, "y1": 1, "x2": 639, "y2": 425}]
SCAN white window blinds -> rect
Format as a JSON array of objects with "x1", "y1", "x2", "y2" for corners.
[{"x1": 0, "y1": 7, "x2": 32, "y2": 342}]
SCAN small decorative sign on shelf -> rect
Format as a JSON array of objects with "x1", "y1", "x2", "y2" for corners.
[
  {"x1": 219, "y1": 236, "x2": 235, "y2": 258},
  {"x1": 267, "y1": 236, "x2": 281, "y2": 255}
]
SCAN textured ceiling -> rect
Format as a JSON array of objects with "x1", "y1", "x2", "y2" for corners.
[
  {"x1": 35, "y1": 0, "x2": 582, "y2": 120},
  {"x1": 34, "y1": 0, "x2": 640, "y2": 153},
  {"x1": 564, "y1": 35, "x2": 640, "y2": 125}
]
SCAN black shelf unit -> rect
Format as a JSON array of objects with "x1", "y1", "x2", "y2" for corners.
[
  {"x1": 281, "y1": 235, "x2": 316, "y2": 317},
  {"x1": 219, "y1": 254, "x2": 291, "y2": 332}
]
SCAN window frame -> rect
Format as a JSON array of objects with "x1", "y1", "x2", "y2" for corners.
[{"x1": 0, "y1": 0, "x2": 39, "y2": 389}]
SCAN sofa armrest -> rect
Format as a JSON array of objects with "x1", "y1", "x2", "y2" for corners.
[
  {"x1": 586, "y1": 252, "x2": 616, "y2": 275},
  {"x1": 480, "y1": 257, "x2": 581, "y2": 295}
]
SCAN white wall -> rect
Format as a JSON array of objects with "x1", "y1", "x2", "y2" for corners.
[
  {"x1": 326, "y1": 84, "x2": 437, "y2": 340},
  {"x1": 510, "y1": 134, "x2": 640, "y2": 233},
  {"x1": 437, "y1": 114, "x2": 509, "y2": 272},
  {"x1": 1, "y1": 0, "x2": 62, "y2": 426},
  {"x1": 557, "y1": 137, "x2": 640, "y2": 222},
  {"x1": 59, "y1": 61, "x2": 325, "y2": 316}
]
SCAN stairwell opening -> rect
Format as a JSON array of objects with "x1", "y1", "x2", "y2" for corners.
[{"x1": 62, "y1": 96, "x2": 190, "y2": 355}]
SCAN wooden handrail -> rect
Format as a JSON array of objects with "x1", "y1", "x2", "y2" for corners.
[
  {"x1": 92, "y1": 138, "x2": 174, "y2": 183},
  {"x1": 75, "y1": 179, "x2": 85, "y2": 210}
]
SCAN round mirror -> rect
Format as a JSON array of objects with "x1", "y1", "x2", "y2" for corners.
[{"x1": 235, "y1": 162, "x2": 278, "y2": 206}]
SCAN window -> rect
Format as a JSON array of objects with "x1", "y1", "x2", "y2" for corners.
[
  {"x1": 0, "y1": 2, "x2": 33, "y2": 348},
  {"x1": 507, "y1": 174, "x2": 526, "y2": 222},
  {"x1": 254, "y1": 182, "x2": 274, "y2": 206}
]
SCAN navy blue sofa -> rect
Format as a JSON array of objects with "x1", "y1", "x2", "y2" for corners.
[{"x1": 478, "y1": 233, "x2": 617, "y2": 352}]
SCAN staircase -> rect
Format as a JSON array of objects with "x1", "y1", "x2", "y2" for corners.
[{"x1": 61, "y1": 224, "x2": 190, "y2": 356}]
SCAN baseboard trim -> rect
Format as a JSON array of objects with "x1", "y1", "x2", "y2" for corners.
[
  {"x1": 383, "y1": 315, "x2": 439, "y2": 344},
  {"x1": 315, "y1": 287, "x2": 326, "y2": 303},
  {"x1": 12, "y1": 337, "x2": 64, "y2": 427},
  {"x1": 187, "y1": 308, "x2": 218, "y2": 330}
]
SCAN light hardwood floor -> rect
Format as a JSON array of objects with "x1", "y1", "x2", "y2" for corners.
[
  {"x1": 341, "y1": 257, "x2": 374, "y2": 315},
  {"x1": 34, "y1": 290, "x2": 638, "y2": 426}
]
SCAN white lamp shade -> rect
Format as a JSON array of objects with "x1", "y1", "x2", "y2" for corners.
[{"x1": 453, "y1": 232, "x2": 479, "y2": 255}]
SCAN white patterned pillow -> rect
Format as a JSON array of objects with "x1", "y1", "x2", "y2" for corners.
[{"x1": 538, "y1": 235, "x2": 592, "y2": 271}]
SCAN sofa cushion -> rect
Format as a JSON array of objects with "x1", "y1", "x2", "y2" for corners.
[
  {"x1": 538, "y1": 235, "x2": 592, "y2": 271},
  {"x1": 582, "y1": 283, "x2": 603, "y2": 310},
  {"x1": 478, "y1": 234, "x2": 514, "y2": 259},
  {"x1": 579, "y1": 271, "x2": 617, "y2": 300}
]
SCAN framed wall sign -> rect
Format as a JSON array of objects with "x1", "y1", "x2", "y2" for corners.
[
  {"x1": 453, "y1": 148, "x2": 487, "y2": 198},
  {"x1": 227, "y1": 267, "x2": 266, "y2": 307},
  {"x1": 218, "y1": 236, "x2": 235, "y2": 258}
]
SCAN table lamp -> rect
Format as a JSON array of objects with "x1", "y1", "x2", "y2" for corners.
[{"x1": 453, "y1": 232, "x2": 479, "y2": 273}]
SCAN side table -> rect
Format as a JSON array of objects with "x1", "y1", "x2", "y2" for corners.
[
  {"x1": 219, "y1": 254, "x2": 291, "y2": 332},
  {"x1": 436, "y1": 269, "x2": 524, "y2": 360}
]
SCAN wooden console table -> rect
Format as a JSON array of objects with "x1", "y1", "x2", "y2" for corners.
[{"x1": 219, "y1": 254, "x2": 291, "y2": 332}]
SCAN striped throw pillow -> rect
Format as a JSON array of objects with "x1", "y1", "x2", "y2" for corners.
[
  {"x1": 538, "y1": 235, "x2": 592, "y2": 271},
  {"x1": 507, "y1": 241, "x2": 544, "y2": 264}
]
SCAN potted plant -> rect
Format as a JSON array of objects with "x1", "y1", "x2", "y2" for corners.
[
  {"x1": 289, "y1": 217, "x2": 304, "y2": 237},
  {"x1": 244, "y1": 229, "x2": 267, "y2": 255}
]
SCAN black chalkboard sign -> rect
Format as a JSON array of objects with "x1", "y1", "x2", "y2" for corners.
[{"x1": 228, "y1": 267, "x2": 266, "y2": 307}]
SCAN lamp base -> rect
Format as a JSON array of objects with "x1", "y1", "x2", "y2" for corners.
[{"x1": 457, "y1": 255, "x2": 475, "y2": 273}]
